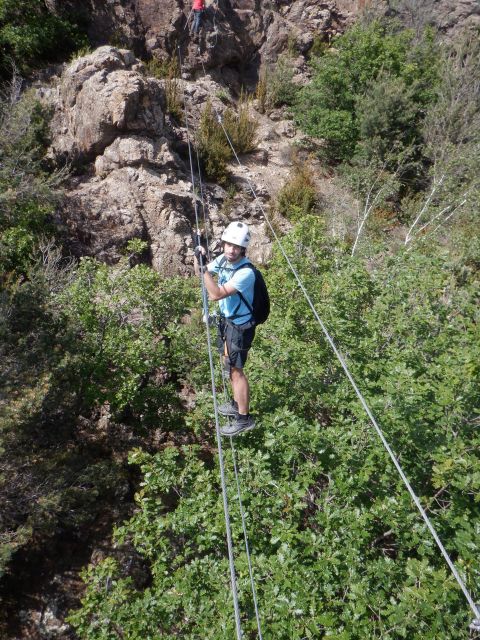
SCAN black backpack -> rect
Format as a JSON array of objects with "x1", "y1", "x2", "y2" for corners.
[{"x1": 219, "y1": 258, "x2": 270, "y2": 325}]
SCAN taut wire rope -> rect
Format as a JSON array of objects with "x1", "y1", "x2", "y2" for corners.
[
  {"x1": 178, "y1": 46, "x2": 243, "y2": 639},
  {"x1": 194, "y1": 139, "x2": 212, "y2": 260},
  {"x1": 199, "y1": 61, "x2": 480, "y2": 627}
]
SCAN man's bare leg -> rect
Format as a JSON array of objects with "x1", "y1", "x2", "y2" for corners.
[{"x1": 229, "y1": 365, "x2": 250, "y2": 415}]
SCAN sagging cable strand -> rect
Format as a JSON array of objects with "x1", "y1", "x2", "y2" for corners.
[
  {"x1": 229, "y1": 438, "x2": 264, "y2": 640},
  {"x1": 218, "y1": 352, "x2": 264, "y2": 640},
  {"x1": 200, "y1": 60, "x2": 480, "y2": 625},
  {"x1": 178, "y1": 46, "x2": 243, "y2": 640}
]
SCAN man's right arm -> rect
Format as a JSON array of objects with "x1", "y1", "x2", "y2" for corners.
[{"x1": 203, "y1": 271, "x2": 238, "y2": 301}]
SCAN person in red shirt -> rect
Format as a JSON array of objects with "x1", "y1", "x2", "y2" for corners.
[{"x1": 192, "y1": 0, "x2": 206, "y2": 37}]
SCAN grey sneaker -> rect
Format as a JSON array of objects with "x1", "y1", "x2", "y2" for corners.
[
  {"x1": 218, "y1": 399, "x2": 239, "y2": 417},
  {"x1": 220, "y1": 414, "x2": 256, "y2": 437}
]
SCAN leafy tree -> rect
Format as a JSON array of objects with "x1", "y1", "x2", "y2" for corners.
[
  {"x1": 294, "y1": 21, "x2": 439, "y2": 162},
  {"x1": 0, "y1": 75, "x2": 64, "y2": 277},
  {"x1": 0, "y1": 0, "x2": 87, "y2": 76},
  {"x1": 403, "y1": 35, "x2": 480, "y2": 247}
]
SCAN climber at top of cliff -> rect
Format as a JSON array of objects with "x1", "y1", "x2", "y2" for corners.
[{"x1": 192, "y1": 0, "x2": 206, "y2": 40}]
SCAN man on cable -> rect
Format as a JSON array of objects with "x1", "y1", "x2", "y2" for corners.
[{"x1": 196, "y1": 221, "x2": 257, "y2": 437}]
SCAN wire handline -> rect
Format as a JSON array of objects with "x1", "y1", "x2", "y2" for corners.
[
  {"x1": 200, "y1": 60, "x2": 480, "y2": 625},
  {"x1": 178, "y1": 46, "x2": 243, "y2": 640},
  {"x1": 218, "y1": 354, "x2": 265, "y2": 640},
  {"x1": 194, "y1": 137, "x2": 212, "y2": 261},
  {"x1": 229, "y1": 438, "x2": 264, "y2": 640}
]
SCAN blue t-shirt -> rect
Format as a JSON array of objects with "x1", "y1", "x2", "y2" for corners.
[{"x1": 207, "y1": 255, "x2": 255, "y2": 325}]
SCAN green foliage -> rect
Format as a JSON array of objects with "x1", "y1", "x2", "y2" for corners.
[
  {"x1": 0, "y1": 84, "x2": 64, "y2": 277},
  {"x1": 215, "y1": 87, "x2": 231, "y2": 104},
  {"x1": 197, "y1": 99, "x2": 258, "y2": 183},
  {"x1": 0, "y1": 242, "x2": 197, "y2": 598},
  {"x1": 57, "y1": 257, "x2": 194, "y2": 424},
  {"x1": 197, "y1": 100, "x2": 232, "y2": 183},
  {"x1": 144, "y1": 57, "x2": 182, "y2": 119},
  {"x1": 276, "y1": 161, "x2": 321, "y2": 222},
  {"x1": 144, "y1": 57, "x2": 173, "y2": 80},
  {"x1": 294, "y1": 20, "x2": 439, "y2": 162},
  {"x1": 257, "y1": 55, "x2": 298, "y2": 112},
  {"x1": 0, "y1": 0, "x2": 88, "y2": 76},
  {"x1": 226, "y1": 95, "x2": 258, "y2": 155},
  {"x1": 355, "y1": 73, "x2": 419, "y2": 165},
  {"x1": 70, "y1": 218, "x2": 479, "y2": 639}
]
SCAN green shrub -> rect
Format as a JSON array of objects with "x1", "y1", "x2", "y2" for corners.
[
  {"x1": 144, "y1": 57, "x2": 181, "y2": 119},
  {"x1": 294, "y1": 20, "x2": 439, "y2": 163},
  {"x1": 0, "y1": 0, "x2": 88, "y2": 76},
  {"x1": 256, "y1": 55, "x2": 298, "y2": 112},
  {"x1": 215, "y1": 87, "x2": 231, "y2": 104},
  {"x1": 197, "y1": 98, "x2": 258, "y2": 183},
  {"x1": 69, "y1": 221, "x2": 480, "y2": 639},
  {"x1": 0, "y1": 86, "x2": 64, "y2": 278},
  {"x1": 308, "y1": 35, "x2": 329, "y2": 60},
  {"x1": 224, "y1": 94, "x2": 258, "y2": 154},
  {"x1": 196, "y1": 100, "x2": 232, "y2": 183},
  {"x1": 277, "y1": 161, "x2": 320, "y2": 222}
]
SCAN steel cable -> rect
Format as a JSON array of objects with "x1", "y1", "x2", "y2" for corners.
[
  {"x1": 217, "y1": 352, "x2": 264, "y2": 640},
  {"x1": 178, "y1": 46, "x2": 243, "y2": 639}
]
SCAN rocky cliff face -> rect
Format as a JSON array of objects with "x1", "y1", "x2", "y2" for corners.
[
  {"x1": 46, "y1": 1, "x2": 365, "y2": 275},
  {"x1": 384, "y1": 0, "x2": 480, "y2": 37},
  {"x1": 53, "y1": 0, "x2": 480, "y2": 68},
  {"x1": 49, "y1": 46, "x2": 287, "y2": 274}
]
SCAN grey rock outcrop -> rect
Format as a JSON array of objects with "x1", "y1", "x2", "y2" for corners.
[
  {"x1": 49, "y1": 47, "x2": 272, "y2": 274},
  {"x1": 49, "y1": 1, "x2": 480, "y2": 81},
  {"x1": 384, "y1": 0, "x2": 480, "y2": 37},
  {"x1": 50, "y1": 47, "x2": 163, "y2": 163}
]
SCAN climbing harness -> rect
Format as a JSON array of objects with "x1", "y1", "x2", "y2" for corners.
[{"x1": 198, "y1": 59, "x2": 480, "y2": 630}]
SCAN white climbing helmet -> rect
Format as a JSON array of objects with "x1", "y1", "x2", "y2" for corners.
[{"x1": 221, "y1": 221, "x2": 251, "y2": 248}]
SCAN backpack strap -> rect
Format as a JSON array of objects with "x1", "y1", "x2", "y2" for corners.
[{"x1": 228, "y1": 263, "x2": 254, "y2": 320}]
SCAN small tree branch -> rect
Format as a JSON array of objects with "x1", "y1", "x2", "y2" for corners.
[{"x1": 405, "y1": 174, "x2": 445, "y2": 244}]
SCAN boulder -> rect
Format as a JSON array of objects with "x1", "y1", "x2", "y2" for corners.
[
  {"x1": 50, "y1": 47, "x2": 164, "y2": 163},
  {"x1": 60, "y1": 166, "x2": 198, "y2": 276},
  {"x1": 94, "y1": 135, "x2": 181, "y2": 176}
]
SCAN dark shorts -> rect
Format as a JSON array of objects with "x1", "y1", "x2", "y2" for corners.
[{"x1": 217, "y1": 319, "x2": 256, "y2": 369}]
